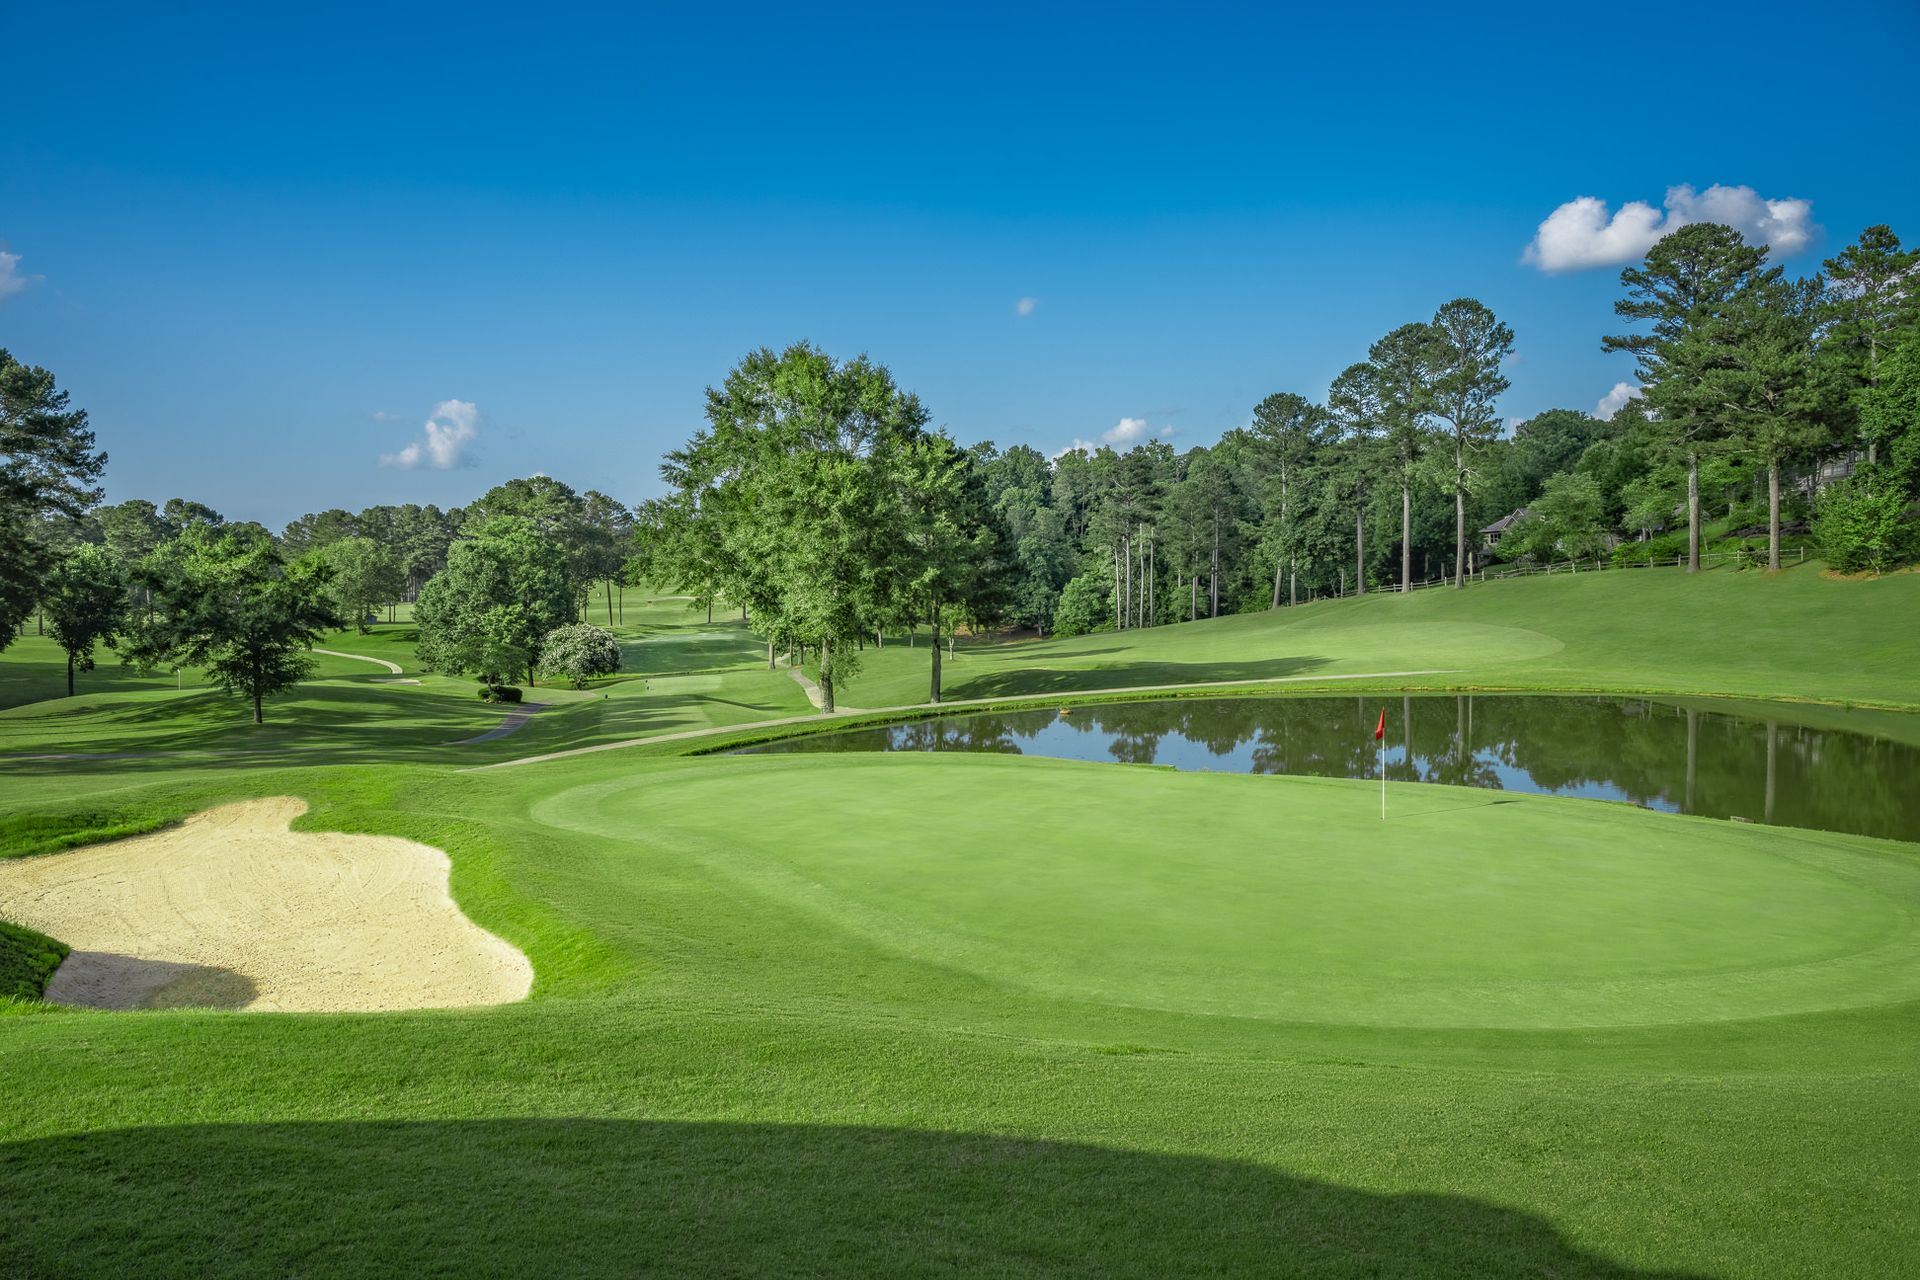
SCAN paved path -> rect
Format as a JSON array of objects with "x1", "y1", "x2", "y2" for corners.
[
  {"x1": 313, "y1": 648, "x2": 404, "y2": 675},
  {"x1": 467, "y1": 667, "x2": 1460, "y2": 772},
  {"x1": 446, "y1": 703, "x2": 549, "y2": 746},
  {"x1": 785, "y1": 667, "x2": 865, "y2": 715}
]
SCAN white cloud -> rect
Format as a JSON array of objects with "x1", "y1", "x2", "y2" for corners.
[
  {"x1": 1594, "y1": 382, "x2": 1645, "y2": 419},
  {"x1": 1015, "y1": 296, "x2": 1039, "y2": 317},
  {"x1": 380, "y1": 399, "x2": 479, "y2": 469},
  {"x1": 1524, "y1": 184, "x2": 1816, "y2": 272},
  {"x1": 0, "y1": 247, "x2": 33, "y2": 303},
  {"x1": 1052, "y1": 417, "x2": 1175, "y2": 459}
]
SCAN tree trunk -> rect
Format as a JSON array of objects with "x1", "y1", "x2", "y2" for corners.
[
  {"x1": 1400, "y1": 484, "x2": 1411, "y2": 593},
  {"x1": 929, "y1": 601, "x2": 942, "y2": 704},
  {"x1": 767, "y1": 639, "x2": 775, "y2": 669},
  {"x1": 1112, "y1": 545, "x2": 1123, "y2": 631},
  {"x1": 1686, "y1": 452, "x2": 1700, "y2": 574},
  {"x1": 1454, "y1": 447, "x2": 1466, "y2": 589},
  {"x1": 1123, "y1": 535, "x2": 1133, "y2": 631},
  {"x1": 253, "y1": 688, "x2": 263, "y2": 724},
  {"x1": 707, "y1": 599, "x2": 713, "y2": 624},
  {"x1": 1768, "y1": 462, "x2": 1781, "y2": 572},
  {"x1": 1271, "y1": 555, "x2": 1283, "y2": 608},
  {"x1": 818, "y1": 641, "x2": 836, "y2": 713},
  {"x1": 606, "y1": 579, "x2": 614, "y2": 624},
  {"x1": 1146, "y1": 540, "x2": 1154, "y2": 627},
  {"x1": 67, "y1": 653, "x2": 74, "y2": 698},
  {"x1": 1191, "y1": 575, "x2": 1197, "y2": 621},
  {"x1": 1210, "y1": 517, "x2": 1220, "y2": 617},
  {"x1": 1289, "y1": 568, "x2": 1297, "y2": 608},
  {"x1": 1355, "y1": 509, "x2": 1365, "y2": 597}
]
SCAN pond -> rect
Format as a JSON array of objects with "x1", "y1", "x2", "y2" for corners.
[{"x1": 737, "y1": 694, "x2": 1920, "y2": 843}]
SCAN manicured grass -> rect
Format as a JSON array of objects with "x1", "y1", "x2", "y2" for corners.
[
  {"x1": 830, "y1": 563, "x2": 1920, "y2": 710},
  {"x1": 3, "y1": 572, "x2": 1918, "y2": 1276},
  {"x1": 0, "y1": 753, "x2": 1915, "y2": 1276}
]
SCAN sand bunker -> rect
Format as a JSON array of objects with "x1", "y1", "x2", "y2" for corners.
[{"x1": 0, "y1": 797, "x2": 532, "y2": 1013}]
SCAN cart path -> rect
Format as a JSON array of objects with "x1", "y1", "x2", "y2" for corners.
[
  {"x1": 786, "y1": 667, "x2": 866, "y2": 715},
  {"x1": 313, "y1": 648, "x2": 404, "y2": 675}
]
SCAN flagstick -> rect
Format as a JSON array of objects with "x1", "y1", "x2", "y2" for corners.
[{"x1": 1380, "y1": 734, "x2": 1386, "y2": 820}]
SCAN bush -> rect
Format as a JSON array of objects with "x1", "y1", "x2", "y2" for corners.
[
  {"x1": 1611, "y1": 530, "x2": 1688, "y2": 567},
  {"x1": 479, "y1": 684, "x2": 523, "y2": 703},
  {"x1": 1051, "y1": 574, "x2": 1112, "y2": 638},
  {"x1": 538, "y1": 623, "x2": 622, "y2": 689},
  {"x1": 1815, "y1": 466, "x2": 1914, "y2": 574},
  {"x1": 1, "y1": 919, "x2": 70, "y2": 1002}
]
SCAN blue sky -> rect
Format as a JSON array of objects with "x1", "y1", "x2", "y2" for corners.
[{"x1": 4, "y1": 1, "x2": 1917, "y2": 526}]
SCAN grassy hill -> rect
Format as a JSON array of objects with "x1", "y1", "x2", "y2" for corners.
[{"x1": 829, "y1": 563, "x2": 1920, "y2": 710}]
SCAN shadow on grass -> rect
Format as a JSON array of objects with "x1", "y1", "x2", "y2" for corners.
[
  {"x1": 949, "y1": 655, "x2": 1333, "y2": 700},
  {"x1": 0, "y1": 1119, "x2": 1705, "y2": 1278}
]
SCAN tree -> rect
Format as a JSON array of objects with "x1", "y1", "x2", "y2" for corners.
[
  {"x1": 1814, "y1": 465, "x2": 1911, "y2": 574},
  {"x1": 280, "y1": 508, "x2": 361, "y2": 558},
  {"x1": 1507, "y1": 473, "x2": 1610, "y2": 562},
  {"x1": 414, "y1": 516, "x2": 574, "y2": 687},
  {"x1": 1248, "y1": 392, "x2": 1334, "y2": 607},
  {"x1": 1050, "y1": 573, "x2": 1109, "y2": 637},
  {"x1": 315, "y1": 536, "x2": 406, "y2": 631},
  {"x1": 1341, "y1": 327, "x2": 1434, "y2": 592},
  {"x1": 43, "y1": 543, "x2": 126, "y2": 696},
  {"x1": 893, "y1": 431, "x2": 1007, "y2": 702},
  {"x1": 539, "y1": 622, "x2": 622, "y2": 688},
  {"x1": 160, "y1": 497, "x2": 224, "y2": 532},
  {"x1": 1712, "y1": 275, "x2": 1829, "y2": 570},
  {"x1": 1861, "y1": 330, "x2": 1920, "y2": 493},
  {"x1": 1427, "y1": 299, "x2": 1514, "y2": 587},
  {"x1": 1, "y1": 349, "x2": 107, "y2": 648},
  {"x1": 1820, "y1": 225, "x2": 1918, "y2": 463},
  {"x1": 123, "y1": 525, "x2": 340, "y2": 724},
  {"x1": 658, "y1": 343, "x2": 931, "y2": 712},
  {"x1": 579, "y1": 490, "x2": 634, "y2": 624},
  {"x1": 1604, "y1": 223, "x2": 1770, "y2": 573}
]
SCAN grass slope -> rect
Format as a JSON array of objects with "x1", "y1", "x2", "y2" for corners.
[
  {"x1": 0, "y1": 919, "x2": 68, "y2": 1003},
  {"x1": 832, "y1": 564, "x2": 1920, "y2": 709},
  {"x1": 1, "y1": 755, "x2": 1916, "y2": 1277}
]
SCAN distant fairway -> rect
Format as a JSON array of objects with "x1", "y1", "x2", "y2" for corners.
[{"x1": 829, "y1": 564, "x2": 1920, "y2": 709}]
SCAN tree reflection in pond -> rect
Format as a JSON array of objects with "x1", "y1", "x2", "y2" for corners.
[{"x1": 739, "y1": 695, "x2": 1920, "y2": 843}]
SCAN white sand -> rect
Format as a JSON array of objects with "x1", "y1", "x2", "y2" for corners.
[{"x1": 0, "y1": 797, "x2": 532, "y2": 1013}]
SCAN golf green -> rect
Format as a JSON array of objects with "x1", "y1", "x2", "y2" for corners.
[{"x1": 530, "y1": 754, "x2": 1920, "y2": 1029}]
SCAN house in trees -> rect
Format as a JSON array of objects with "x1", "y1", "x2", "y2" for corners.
[{"x1": 1480, "y1": 508, "x2": 1529, "y2": 550}]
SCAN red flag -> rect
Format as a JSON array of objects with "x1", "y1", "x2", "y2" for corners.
[{"x1": 1374, "y1": 709, "x2": 1386, "y2": 741}]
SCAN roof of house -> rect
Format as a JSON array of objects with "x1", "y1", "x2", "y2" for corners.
[{"x1": 1480, "y1": 507, "x2": 1529, "y2": 534}]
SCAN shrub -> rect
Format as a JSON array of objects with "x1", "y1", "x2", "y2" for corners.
[
  {"x1": 538, "y1": 623, "x2": 622, "y2": 689},
  {"x1": 0, "y1": 919, "x2": 70, "y2": 1002},
  {"x1": 1815, "y1": 466, "x2": 1913, "y2": 574},
  {"x1": 1051, "y1": 575, "x2": 1111, "y2": 638},
  {"x1": 479, "y1": 684, "x2": 523, "y2": 703}
]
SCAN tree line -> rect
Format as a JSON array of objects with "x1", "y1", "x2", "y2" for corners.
[{"x1": 4, "y1": 219, "x2": 1915, "y2": 718}]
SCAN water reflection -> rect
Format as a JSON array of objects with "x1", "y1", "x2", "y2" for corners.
[{"x1": 738, "y1": 695, "x2": 1920, "y2": 843}]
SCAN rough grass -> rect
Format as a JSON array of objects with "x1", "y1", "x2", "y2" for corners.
[{"x1": 0, "y1": 918, "x2": 69, "y2": 1002}]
